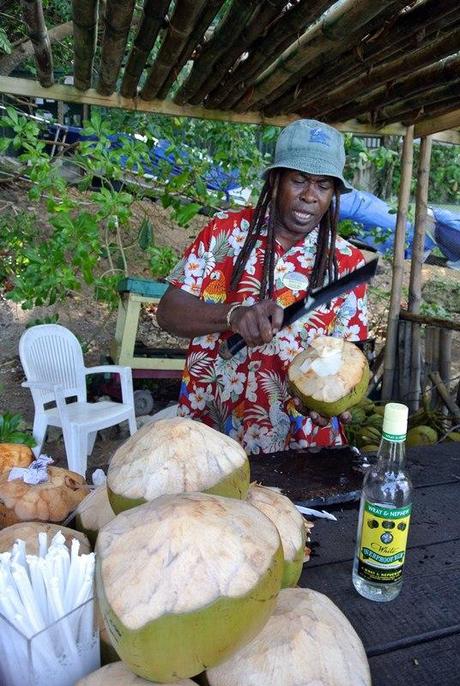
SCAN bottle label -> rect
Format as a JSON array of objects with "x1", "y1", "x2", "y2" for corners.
[
  {"x1": 357, "y1": 501, "x2": 412, "y2": 584},
  {"x1": 381, "y1": 430, "x2": 406, "y2": 442}
]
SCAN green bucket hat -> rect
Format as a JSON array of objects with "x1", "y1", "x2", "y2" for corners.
[{"x1": 262, "y1": 119, "x2": 353, "y2": 194}]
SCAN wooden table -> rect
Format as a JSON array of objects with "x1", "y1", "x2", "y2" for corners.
[{"x1": 298, "y1": 441, "x2": 460, "y2": 686}]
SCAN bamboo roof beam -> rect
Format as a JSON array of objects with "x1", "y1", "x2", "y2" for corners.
[
  {"x1": 319, "y1": 53, "x2": 460, "y2": 124},
  {"x1": 72, "y1": 0, "x2": 99, "y2": 90},
  {"x1": 236, "y1": 0, "x2": 413, "y2": 113},
  {"x1": 212, "y1": 0, "x2": 336, "y2": 110},
  {"x1": 120, "y1": 0, "x2": 170, "y2": 99},
  {"x1": 265, "y1": 0, "x2": 460, "y2": 116},
  {"x1": 96, "y1": 0, "x2": 136, "y2": 96},
  {"x1": 156, "y1": 0, "x2": 226, "y2": 100},
  {"x1": 189, "y1": 0, "x2": 288, "y2": 107},
  {"x1": 371, "y1": 81, "x2": 460, "y2": 127},
  {"x1": 174, "y1": 0, "x2": 261, "y2": 106},
  {"x1": 281, "y1": 26, "x2": 460, "y2": 120},
  {"x1": 415, "y1": 108, "x2": 460, "y2": 139},
  {"x1": 140, "y1": 0, "x2": 209, "y2": 101},
  {"x1": 20, "y1": 0, "x2": 54, "y2": 87}
]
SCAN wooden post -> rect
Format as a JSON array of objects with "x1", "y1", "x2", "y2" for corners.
[
  {"x1": 20, "y1": 0, "x2": 54, "y2": 87},
  {"x1": 72, "y1": 0, "x2": 99, "y2": 91},
  {"x1": 381, "y1": 125, "x2": 414, "y2": 400},
  {"x1": 407, "y1": 135, "x2": 433, "y2": 411},
  {"x1": 439, "y1": 329, "x2": 453, "y2": 390}
]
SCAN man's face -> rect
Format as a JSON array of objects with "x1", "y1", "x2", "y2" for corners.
[{"x1": 274, "y1": 169, "x2": 335, "y2": 248}]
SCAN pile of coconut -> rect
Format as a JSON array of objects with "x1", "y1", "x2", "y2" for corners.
[{"x1": 83, "y1": 407, "x2": 371, "y2": 685}]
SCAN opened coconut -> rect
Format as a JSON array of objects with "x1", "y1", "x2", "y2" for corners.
[
  {"x1": 0, "y1": 443, "x2": 33, "y2": 473},
  {"x1": 0, "y1": 521, "x2": 91, "y2": 555},
  {"x1": 76, "y1": 662, "x2": 197, "y2": 685},
  {"x1": 75, "y1": 485, "x2": 115, "y2": 546},
  {"x1": 107, "y1": 417, "x2": 250, "y2": 514},
  {"x1": 246, "y1": 483, "x2": 308, "y2": 588},
  {"x1": 0, "y1": 466, "x2": 90, "y2": 528},
  {"x1": 206, "y1": 587, "x2": 371, "y2": 686},
  {"x1": 96, "y1": 491, "x2": 283, "y2": 682},
  {"x1": 288, "y1": 336, "x2": 369, "y2": 417}
]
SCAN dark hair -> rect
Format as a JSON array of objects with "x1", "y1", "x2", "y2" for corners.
[{"x1": 230, "y1": 170, "x2": 340, "y2": 298}]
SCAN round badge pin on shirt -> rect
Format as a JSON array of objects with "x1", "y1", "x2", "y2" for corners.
[{"x1": 282, "y1": 272, "x2": 309, "y2": 291}]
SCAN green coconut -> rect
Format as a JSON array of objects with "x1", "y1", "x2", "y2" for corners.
[
  {"x1": 206, "y1": 587, "x2": 371, "y2": 686},
  {"x1": 246, "y1": 483, "x2": 307, "y2": 588},
  {"x1": 74, "y1": 485, "x2": 115, "y2": 547},
  {"x1": 288, "y1": 336, "x2": 369, "y2": 417},
  {"x1": 75, "y1": 661, "x2": 197, "y2": 685},
  {"x1": 107, "y1": 417, "x2": 250, "y2": 514},
  {"x1": 96, "y1": 492, "x2": 283, "y2": 682},
  {"x1": 406, "y1": 425, "x2": 438, "y2": 447}
]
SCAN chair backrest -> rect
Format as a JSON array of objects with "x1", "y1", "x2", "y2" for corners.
[{"x1": 19, "y1": 324, "x2": 87, "y2": 408}]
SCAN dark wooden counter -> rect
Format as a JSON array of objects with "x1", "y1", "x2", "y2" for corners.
[{"x1": 297, "y1": 442, "x2": 460, "y2": 686}]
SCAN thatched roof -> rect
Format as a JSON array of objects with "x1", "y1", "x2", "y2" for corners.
[{"x1": 2, "y1": 0, "x2": 460, "y2": 138}]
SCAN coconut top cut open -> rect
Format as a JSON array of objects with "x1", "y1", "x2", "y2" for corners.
[
  {"x1": 107, "y1": 417, "x2": 249, "y2": 505},
  {"x1": 288, "y1": 336, "x2": 369, "y2": 417},
  {"x1": 206, "y1": 587, "x2": 371, "y2": 686},
  {"x1": 76, "y1": 661, "x2": 197, "y2": 685},
  {"x1": 96, "y1": 492, "x2": 282, "y2": 631}
]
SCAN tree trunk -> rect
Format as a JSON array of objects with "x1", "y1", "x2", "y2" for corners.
[
  {"x1": 20, "y1": 0, "x2": 54, "y2": 86},
  {"x1": 0, "y1": 20, "x2": 72, "y2": 76}
]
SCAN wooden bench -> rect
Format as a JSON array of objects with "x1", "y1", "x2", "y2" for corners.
[{"x1": 111, "y1": 277, "x2": 186, "y2": 377}]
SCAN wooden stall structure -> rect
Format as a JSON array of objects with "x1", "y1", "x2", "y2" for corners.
[{"x1": 1, "y1": 0, "x2": 460, "y2": 411}]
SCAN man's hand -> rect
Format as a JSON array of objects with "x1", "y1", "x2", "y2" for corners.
[
  {"x1": 292, "y1": 396, "x2": 352, "y2": 427},
  {"x1": 230, "y1": 300, "x2": 284, "y2": 348}
]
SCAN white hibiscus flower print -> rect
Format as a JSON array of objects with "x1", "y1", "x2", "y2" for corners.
[
  {"x1": 184, "y1": 252, "x2": 205, "y2": 279},
  {"x1": 278, "y1": 335, "x2": 302, "y2": 362},
  {"x1": 195, "y1": 332, "x2": 220, "y2": 349},
  {"x1": 183, "y1": 275, "x2": 202, "y2": 297},
  {"x1": 274, "y1": 258, "x2": 295, "y2": 284},
  {"x1": 228, "y1": 225, "x2": 247, "y2": 256},
  {"x1": 220, "y1": 370, "x2": 246, "y2": 402},
  {"x1": 189, "y1": 386, "x2": 210, "y2": 411}
]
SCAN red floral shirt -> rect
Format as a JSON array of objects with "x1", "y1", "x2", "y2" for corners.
[{"x1": 167, "y1": 208, "x2": 367, "y2": 454}]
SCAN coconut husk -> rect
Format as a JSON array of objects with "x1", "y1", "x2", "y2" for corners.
[
  {"x1": 76, "y1": 661, "x2": 197, "y2": 684},
  {"x1": 0, "y1": 521, "x2": 91, "y2": 555},
  {"x1": 0, "y1": 443, "x2": 34, "y2": 473},
  {"x1": 0, "y1": 466, "x2": 90, "y2": 528}
]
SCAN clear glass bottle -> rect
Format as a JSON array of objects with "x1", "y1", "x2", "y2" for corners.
[{"x1": 352, "y1": 402, "x2": 413, "y2": 602}]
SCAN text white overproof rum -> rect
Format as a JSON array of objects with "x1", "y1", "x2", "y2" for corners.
[{"x1": 352, "y1": 402, "x2": 413, "y2": 602}]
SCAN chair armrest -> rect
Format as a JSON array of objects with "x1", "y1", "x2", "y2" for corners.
[
  {"x1": 84, "y1": 365, "x2": 134, "y2": 406},
  {"x1": 22, "y1": 381, "x2": 67, "y2": 414}
]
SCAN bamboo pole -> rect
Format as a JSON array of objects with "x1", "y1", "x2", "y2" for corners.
[
  {"x1": 213, "y1": 0, "x2": 335, "y2": 110},
  {"x1": 399, "y1": 310, "x2": 460, "y2": 333},
  {"x1": 96, "y1": 0, "x2": 136, "y2": 96},
  {"x1": 439, "y1": 329, "x2": 453, "y2": 391},
  {"x1": 140, "y1": 0, "x2": 209, "y2": 101},
  {"x1": 398, "y1": 320, "x2": 411, "y2": 402},
  {"x1": 423, "y1": 327, "x2": 434, "y2": 399},
  {"x1": 20, "y1": 0, "x2": 54, "y2": 87},
  {"x1": 381, "y1": 125, "x2": 414, "y2": 401},
  {"x1": 266, "y1": 1, "x2": 460, "y2": 116},
  {"x1": 72, "y1": 0, "x2": 98, "y2": 90},
  {"x1": 429, "y1": 371, "x2": 460, "y2": 421},
  {"x1": 321, "y1": 56, "x2": 460, "y2": 124},
  {"x1": 373, "y1": 82, "x2": 460, "y2": 128},
  {"x1": 189, "y1": 0, "x2": 287, "y2": 107},
  {"x1": 120, "y1": 0, "x2": 170, "y2": 98},
  {"x1": 237, "y1": 0, "x2": 412, "y2": 112},
  {"x1": 278, "y1": 27, "x2": 460, "y2": 120},
  {"x1": 174, "y1": 0, "x2": 260, "y2": 106},
  {"x1": 407, "y1": 135, "x2": 433, "y2": 411},
  {"x1": 156, "y1": 0, "x2": 226, "y2": 100}
]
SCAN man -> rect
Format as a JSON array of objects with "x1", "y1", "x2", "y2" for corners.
[{"x1": 157, "y1": 119, "x2": 367, "y2": 454}]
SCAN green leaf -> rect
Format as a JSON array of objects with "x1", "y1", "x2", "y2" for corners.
[
  {"x1": 173, "y1": 202, "x2": 202, "y2": 226},
  {"x1": 138, "y1": 218, "x2": 154, "y2": 250}
]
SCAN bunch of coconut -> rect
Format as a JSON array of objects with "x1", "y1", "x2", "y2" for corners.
[
  {"x1": 246, "y1": 483, "x2": 312, "y2": 588},
  {"x1": 205, "y1": 587, "x2": 371, "y2": 686},
  {"x1": 96, "y1": 491, "x2": 284, "y2": 682},
  {"x1": 288, "y1": 336, "x2": 369, "y2": 417},
  {"x1": 0, "y1": 466, "x2": 90, "y2": 528},
  {"x1": 106, "y1": 417, "x2": 250, "y2": 513}
]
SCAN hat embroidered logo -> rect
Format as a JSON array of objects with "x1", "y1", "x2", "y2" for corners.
[{"x1": 309, "y1": 128, "x2": 330, "y2": 146}]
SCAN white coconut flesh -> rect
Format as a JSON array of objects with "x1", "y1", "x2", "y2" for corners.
[
  {"x1": 107, "y1": 417, "x2": 250, "y2": 513},
  {"x1": 75, "y1": 486, "x2": 115, "y2": 545},
  {"x1": 288, "y1": 336, "x2": 369, "y2": 416},
  {"x1": 206, "y1": 587, "x2": 371, "y2": 686},
  {"x1": 76, "y1": 661, "x2": 197, "y2": 685},
  {"x1": 96, "y1": 492, "x2": 283, "y2": 682},
  {"x1": 246, "y1": 484, "x2": 306, "y2": 588}
]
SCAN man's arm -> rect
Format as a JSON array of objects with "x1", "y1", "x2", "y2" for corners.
[{"x1": 156, "y1": 286, "x2": 284, "y2": 344}]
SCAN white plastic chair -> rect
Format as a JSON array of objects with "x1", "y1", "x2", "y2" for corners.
[{"x1": 19, "y1": 324, "x2": 137, "y2": 476}]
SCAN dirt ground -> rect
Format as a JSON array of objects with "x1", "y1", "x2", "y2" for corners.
[{"x1": 1, "y1": 184, "x2": 460, "y2": 477}]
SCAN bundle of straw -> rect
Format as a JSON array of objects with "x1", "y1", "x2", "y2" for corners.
[{"x1": 0, "y1": 531, "x2": 99, "y2": 686}]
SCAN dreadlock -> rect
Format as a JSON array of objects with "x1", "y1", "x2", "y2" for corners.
[{"x1": 230, "y1": 172, "x2": 341, "y2": 298}]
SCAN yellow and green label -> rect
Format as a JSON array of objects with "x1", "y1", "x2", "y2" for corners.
[{"x1": 357, "y1": 501, "x2": 412, "y2": 584}]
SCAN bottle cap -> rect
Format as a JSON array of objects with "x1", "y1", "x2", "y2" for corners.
[{"x1": 382, "y1": 402, "x2": 409, "y2": 441}]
